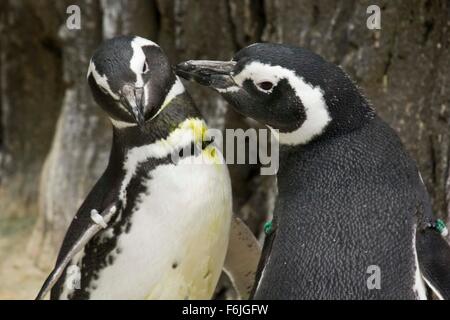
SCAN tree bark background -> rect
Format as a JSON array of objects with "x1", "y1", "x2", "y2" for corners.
[{"x1": 0, "y1": 0, "x2": 449, "y2": 299}]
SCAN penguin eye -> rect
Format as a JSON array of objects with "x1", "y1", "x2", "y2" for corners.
[
  {"x1": 257, "y1": 81, "x2": 274, "y2": 91},
  {"x1": 142, "y1": 61, "x2": 149, "y2": 73}
]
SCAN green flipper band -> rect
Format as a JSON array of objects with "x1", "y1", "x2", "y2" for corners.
[
  {"x1": 264, "y1": 220, "x2": 273, "y2": 235},
  {"x1": 435, "y1": 219, "x2": 448, "y2": 237}
]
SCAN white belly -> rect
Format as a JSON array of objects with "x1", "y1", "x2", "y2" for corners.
[{"x1": 88, "y1": 154, "x2": 232, "y2": 299}]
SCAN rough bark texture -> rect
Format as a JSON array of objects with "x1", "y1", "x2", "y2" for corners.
[
  {"x1": 0, "y1": 1, "x2": 64, "y2": 220},
  {"x1": 0, "y1": 0, "x2": 449, "y2": 298}
]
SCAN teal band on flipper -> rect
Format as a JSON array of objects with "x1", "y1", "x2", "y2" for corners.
[
  {"x1": 264, "y1": 220, "x2": 273, "y2": 235},
  {"x1": 435, "y1": 219, "x2": 448, "y2": 237}
]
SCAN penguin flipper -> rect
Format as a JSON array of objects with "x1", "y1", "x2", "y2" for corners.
[
  {"x1": 417, "y1": 228, "x2": 450, "y2": 300},
  {"x1": 35, "y1": 202, "x2": 118, "y2": 300},
  {"x1": 223, "y1": 216, "x2": 261, "y2": 299}
]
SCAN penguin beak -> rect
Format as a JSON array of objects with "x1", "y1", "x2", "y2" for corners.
[
  {"x1": 120, "y1": 85, "x2": 145, "y2": 127},
  {"x1": 175, "y1": 60, "x2": 237, "y2": 89}
]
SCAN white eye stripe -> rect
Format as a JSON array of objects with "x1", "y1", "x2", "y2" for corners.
[
  {"x1": 87, "y1": 60, "x2": 120, "y2": 100},
  {"x1": 233, "y1": 61, "x2": 331, "y2": 146},
  {"x1": 130, "y1": 37, "x2": 158, "y2": 86},
  {"x1": 233, "y1": 64, "x2": 281, "y2": 86}
]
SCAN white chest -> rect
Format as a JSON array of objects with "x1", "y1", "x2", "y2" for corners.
[{"x1": 88, "y1": 153, "x2": 232, "y2": 299}]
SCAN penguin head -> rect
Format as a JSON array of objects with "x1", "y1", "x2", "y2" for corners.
[
  {"x1": 176, "y1": 43, "x2": 373, "y2": 145},
  {"x1": 88, "y1": 36, "x2": 178, "y2": 128}
]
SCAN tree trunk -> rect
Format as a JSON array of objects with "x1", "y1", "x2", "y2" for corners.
[{"x1": 0, "y1": 0, "x2": 64, "y2": 221}]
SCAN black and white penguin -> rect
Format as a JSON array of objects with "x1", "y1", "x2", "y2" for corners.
[
  {"x1": 36, "y1": 36, "x2": 260, "y2": 300},
  {"x1": 176, "y1": 43, "x2": 450, "y2": 300}
]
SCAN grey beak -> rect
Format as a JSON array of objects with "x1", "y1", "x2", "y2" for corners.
[
  {"x1": 176, "y1": 60, "x2": 237, "y2": 89},
  {"x1": 120, "y1": 85, "x2": 145, "y2": 127}
]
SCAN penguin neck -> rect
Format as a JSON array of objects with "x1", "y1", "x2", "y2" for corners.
[
  {"x1": 276, "y1": 104, "x2": 376, "y2": 206},
  {"x1": 276, "y1": 60, "x2": 376, "y2": 146},
  {"x1": 321, "y1": 90, "x2": 376, "y2": 140},
  {"x1": 110, "y1": 92, "x2": 200, "y2": 160},
  {"x1": 277, "y1": 91, "x2": 375, "y2": 147}
]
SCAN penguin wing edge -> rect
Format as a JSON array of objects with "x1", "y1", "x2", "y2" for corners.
[
  {"x1": 223, "y1": 216, "x2": 261, "y2": 299},
  {"x1": 417, "y1": 228, "x2": 450, "y2": 300},
  {"x1": 35, "y1": 202, "x2": 119, "y2": 300}
]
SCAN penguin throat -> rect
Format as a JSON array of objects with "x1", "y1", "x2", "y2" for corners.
[
  {"x1": 150, "y1": 76, "x2": 185, "y2": 120},
  {"x1": 117, "y1": 118, "x2": 210, "y2": 207}
]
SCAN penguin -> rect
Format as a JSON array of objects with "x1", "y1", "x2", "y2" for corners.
[
  {"x1": 176, "y1": 43, "x2": 450, "y2": 300},
  {"x1": 36, "y1": 36, "x2": 260, "y2": 300}
]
